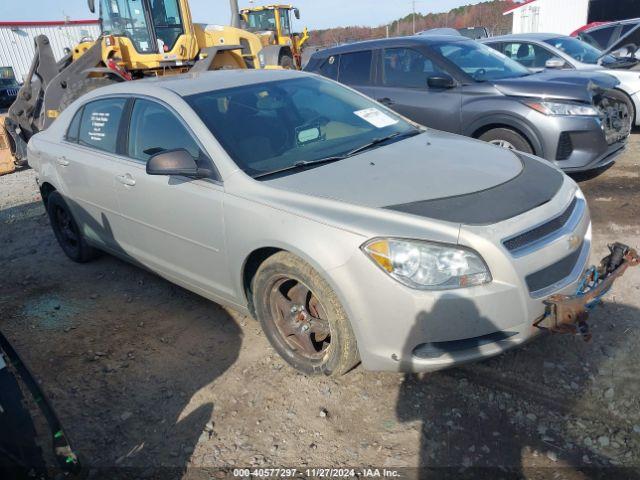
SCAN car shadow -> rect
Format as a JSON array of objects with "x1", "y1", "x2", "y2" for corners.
[
  {"x1": 0, "y1": 198, "x2": 243, "y2": 477},
  {"x1": 395, "y1": 296, "x2": 640, "y2": 478}
]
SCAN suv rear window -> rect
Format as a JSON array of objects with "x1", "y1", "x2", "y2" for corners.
[
  {"x1": 78, "y1": 98, "x2": 127, "y2": 153},
  {"x1": 338, "y1": 50, "x2": 372, "y2": 85}
]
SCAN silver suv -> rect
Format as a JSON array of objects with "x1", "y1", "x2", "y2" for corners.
[{"x1": 305, "y1": 34, "x2": 632, "y2": 172}]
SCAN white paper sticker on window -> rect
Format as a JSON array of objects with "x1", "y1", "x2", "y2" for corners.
[
  {"x1": 354, "y1": 108, "x2": 398, "y2": 128},
  {"x1": 89, "y1": 111, "x2": 110, "y2": 142}
]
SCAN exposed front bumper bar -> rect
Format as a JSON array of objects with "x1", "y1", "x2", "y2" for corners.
[{"x1": 533, "y1": 243, "x2": 639, "y2": 341}]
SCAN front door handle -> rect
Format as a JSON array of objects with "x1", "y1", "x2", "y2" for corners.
[
  {"x1": 377, "y1": 97, "x2": 394, "y2": 106},
  {"x1": 116, "y1": 173, "x2": 136, "y2": 187},
  {"x1": 57, "y1": 156, "x2": 70, "y2": 167}
]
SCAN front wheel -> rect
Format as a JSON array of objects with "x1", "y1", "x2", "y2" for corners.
[
  {"x1": 252, "y1": 252, "x2": 359, "y2": 376},
  {"x1": 279, "y1": 53, "x2": 295, "y2": 69},
  {"x1": 479, "y1": 128, "x2": 533, "y2": 154}
]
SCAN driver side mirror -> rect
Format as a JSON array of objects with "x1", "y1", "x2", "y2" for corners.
[
  {"x1": 545, "y1": 57, "x2": 567, "y2": 69},
  {"x1": 146, "y1": 149, "x2": 209, "y2": 179},
  {"x1": 88, "y1": 0, "x2": 95, "y2": 13},
  {"x1": 294, "y1": 8, "x2": 301, "y2": 20},
  {"x1": 427, "y1": 74, "x2": 456, "y2": 89}
]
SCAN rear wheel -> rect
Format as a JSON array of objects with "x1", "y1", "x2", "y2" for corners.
[
  {"x1": 59, "y1": 77, "x2": 119, "y2": 111},
  {"x1": 252, "y1": 252, "x2": 359, "y2": 376},
  {"x1": 46, "y1": 191, "x2": 98, "y2": 263},
  {"x1": 479, "y1": 127, "x2": 533, "y2": 154}
]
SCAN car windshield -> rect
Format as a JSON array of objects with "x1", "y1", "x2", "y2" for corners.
[
  {"x1": 430, "y1": 39, "x2": 531, "y2": 81},
  {"x1": 544, "y1": 37, "x2": 616, "y2": 65},
  {"x1": 185, "y1": 76, "x2": 418, "y2": 178}
]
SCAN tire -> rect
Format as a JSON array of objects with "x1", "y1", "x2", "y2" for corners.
[
  {"x1": 279, "y1": 53, "x2": 294, "y2": 69},
  {"x1": 252, "y1": 252, "x2": 359, "y2": 376},
  {"x1": 478, "y1": 127, "x2": 533, "y2": 154},
  {"x1": 46, "y1": 191, "x2": 99, "y2": 263},
  {"x1": 59, "y1": 77, "x2": 118, "y2": 111}
]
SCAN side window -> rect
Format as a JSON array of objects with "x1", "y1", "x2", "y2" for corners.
[
  {"x1": 78, "y1": 98, "x2": 127, "y2": 153},
  {"x1": 319, "y1": 55, "x2": 339, "y2": 80},
  {"x1": 66, "y1": 107, "x2": 83, "y2": 143},
  {"x1": 587, "y1": 26, "x2": 616, "y2": 49},
  {"x1": 382, "y1": 48, "x2": 442, "y2": 88},
  {"x1": 127, "y1": 99, "x2": 204, "y2": 164},
  {"x1": 503, "y1": 42, "x2": 554, "y2": 68},
  {"x1": 338, "y1": 50, "x2": 372, "y2": 86}
]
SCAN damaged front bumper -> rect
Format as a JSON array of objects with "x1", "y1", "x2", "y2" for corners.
[{"x1": 534, "y1": 243, "x2": 639, "y2": 341}]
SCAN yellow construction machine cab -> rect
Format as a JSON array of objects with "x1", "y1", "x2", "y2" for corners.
[
  {"x1": 4, "y1": 0, "x2": 269, "y2": 166},
  {"x1": 240, "y1": 4, "x2": 309, "y2": 69}
]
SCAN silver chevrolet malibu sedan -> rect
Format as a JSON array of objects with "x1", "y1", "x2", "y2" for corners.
[{"x1": 27, "y1": 69, "x2": 591, "y2": 376}]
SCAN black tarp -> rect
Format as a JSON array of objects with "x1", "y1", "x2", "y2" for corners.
[{"x1": 589, "y1": 0, "x2": 640, "y2": 22}]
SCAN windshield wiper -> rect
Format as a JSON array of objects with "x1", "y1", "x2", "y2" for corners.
[
  {"x1": 253, "y1": 156, "x2": 346, "y2": 179},
  {"x1": 253, "y1": 130, "x2": 421, "y2": 180}
]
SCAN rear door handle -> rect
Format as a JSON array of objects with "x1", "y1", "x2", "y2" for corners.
[
  {"x1": 57, "y1": 156, "x2": 70, "y2": 167},
  {"x1": 116, "y1": 173, "x2": 136, "y2": 187},
  {"x1": 377, "y1": 97, "x2": 394, "y2": 106}
]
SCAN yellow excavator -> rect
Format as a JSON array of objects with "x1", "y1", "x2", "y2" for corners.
[
  {"x1": 238, "y1": 4, "x2": 309, "y2": 69},
  {"x1": 1, "y1": 0, "x2": 270, "y2": 171}
]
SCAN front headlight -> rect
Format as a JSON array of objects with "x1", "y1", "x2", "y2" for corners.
[
  {"x1": 523, "y1": 100, "x2": 599, "y2": 116},
  {"x1": 362, "y1": 238, "x2": 492, "y2": 290}
]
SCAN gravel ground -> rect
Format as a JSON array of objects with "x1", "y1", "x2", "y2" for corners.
[{"x1": 0, "y1": 134, "x2": 639, "y2": 479}]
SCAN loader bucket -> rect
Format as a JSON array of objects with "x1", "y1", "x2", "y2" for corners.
[{"x1": 0, "y1": 117, "x2": 16, "y2": 176}]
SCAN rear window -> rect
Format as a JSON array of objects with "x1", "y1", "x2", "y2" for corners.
[
  {"x1": 78, "y1": 98, "x2": 127, "y2": 153},
  {"x1": 318, "y1": 55, "x2": 339, "y2": 80},
  {"x1": 338, "y1": 50, "x2": 372, "y2": 85}
]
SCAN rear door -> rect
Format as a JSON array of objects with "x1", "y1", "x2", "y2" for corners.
[
  {"x1": 336, "y1": 50, "x2": 377, "y2": 100},
  {"x1": 113, "y1": 97, "x2": 233, "y2": 300},
  {"x1": 56, "y1": 97, "x2": 129, "y2": 251},
  {"x1": 373, "y1": 46, "x2": 462, "y2": 133}
]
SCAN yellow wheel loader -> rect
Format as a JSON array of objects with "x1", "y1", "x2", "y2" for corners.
[
  {"x1": 239, "y1": 4, "x2": 309, "y2": 69},
  {"x1": 3, "y1": 0, "x2": 268, "y2": 167}
]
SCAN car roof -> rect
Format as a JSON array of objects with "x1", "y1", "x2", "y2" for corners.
[
  {"x1": 484, "y1": 33, "x2": 565, "y2": 42},
  {"x1": 310, "y1": 34, "x2": 471, "y2": 57},
  {"x1": 589, "y1": 17, "x2": 640, "y2": 29},
  {"x1": 91, "y1": 68, "x2": 311, "y2": 98}
]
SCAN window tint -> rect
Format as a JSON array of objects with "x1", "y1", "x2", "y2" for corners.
[
  {"x1": 382, "y1": 48, "x2": 442, "y2": 88},
  {"x1": 319, "y1": 55, "x2": 339, "y2": 80},
  {"x1": 127, "y1": 99, "x2": 203, "y2": 164},
  {"x1": 501, "y1": 42, "x2": 555, "y2": 68},
  {"x1": 338, "y1": 51, "x2": 372, "y2": 85},
  {"x1": 78, "y1": 98, "x2": 127, "y2": 153},
  {"x1": 66, "y1": 107, "x2": 83, "y2": 143}
]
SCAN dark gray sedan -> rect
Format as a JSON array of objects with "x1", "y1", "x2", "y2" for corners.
[{"x1": 305, "y1": 34, "x2": 632, "y2": 172}]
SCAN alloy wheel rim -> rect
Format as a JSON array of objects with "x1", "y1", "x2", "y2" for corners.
[
  {"x1": 490, "y1": 139, "x2": 516, "y2": 150},
  {"x1": 268, "y1": 277, "x2": 332, "y2": 361}
]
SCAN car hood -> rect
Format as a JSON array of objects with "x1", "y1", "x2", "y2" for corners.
[
  {"x1": 493, "y1": 70, "x2": 619, "y2": 102},
  {"x1": 267, "y1": 129, "x2": 531, "y2": 205}
]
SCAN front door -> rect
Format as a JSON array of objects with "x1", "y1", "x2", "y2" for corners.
[
  {"x1": 374, "y1": 47, "x2": 462, "y2": 133},
  {"x1": 113, "y1": 98, "x2": 233, "y2": 300}
]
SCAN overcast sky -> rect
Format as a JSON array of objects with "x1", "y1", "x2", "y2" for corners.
[{"x1": 0, "y1": 0, "x2": 489, "y2": 30}]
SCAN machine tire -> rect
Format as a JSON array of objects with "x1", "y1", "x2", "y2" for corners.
[
  {"x1": 279, "y1": 53, "x2": 295, "y2": 69},
  {"x1": 252, "y1": 251, "x2": 359, "y2": 376},
  {"x1": 479, "y1": 127, "x2": 533, "y2": 153},
  {"x1": 46, "y1": 191, "x2": 99, "y2": 263},
  {"x1": 59, "y1": 77, "x2": 118, "y2": 111}
]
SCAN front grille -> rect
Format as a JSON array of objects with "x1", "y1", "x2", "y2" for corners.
[
  {"x1": 2, "y1": 88, "x2": 18, "y2": 97},
  {"x1": 503, "y1": 198, "x2": 579, "y2": 254},
  {"x1": 526, "y1": 243, "x2": 583, "y2": 293},
  {"x1": 556, "y1": 132, "x2": 573, "y2": 160},
  {"x1": 596, "y1": 92, "x2": 632, "y2": 145}
]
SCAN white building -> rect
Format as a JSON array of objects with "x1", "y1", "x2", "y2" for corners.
[
  {"x1": 504, "y1": 0, "x2": 591, "y2": 36},
  {"x1": 0, "y1": 20, "x2": 100, "y2": 82}
]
